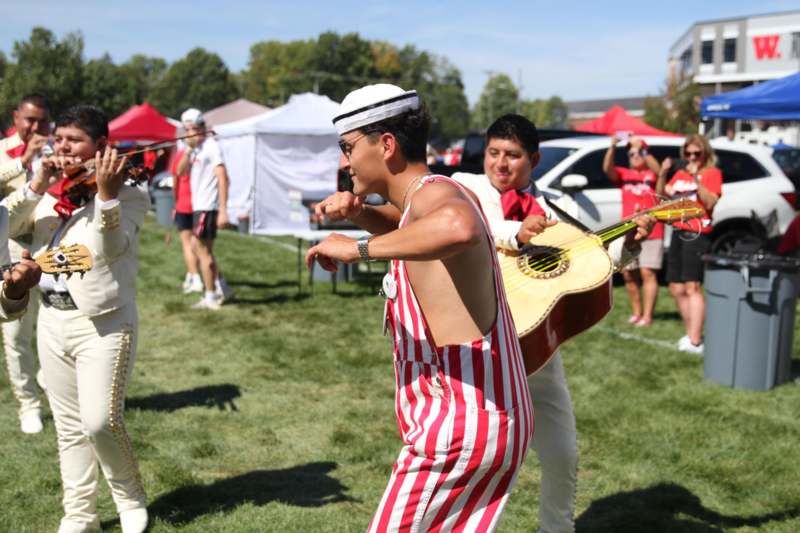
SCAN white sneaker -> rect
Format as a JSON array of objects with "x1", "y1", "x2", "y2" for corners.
[
  {"x1": 119, "y1": 508, "x2": 148, "y2": 533},
  {"x1": 676, "y1": 335, "x2": 691, "y2": 350},
  {"x1": 681, "y1": 341, "x2": 704, "y2": 355},
  {"x1": 182, "y1": 274, "x2": 203, "y2": 294},
  {"x1": 57, "y1": 517, "x2": 101, "y2": 533},
  {"x1": 191, "y1": 296, "x2": 222, "y2": 311},
  {"x1": 215, "y1": 277, "x2": 234, "y2": 302},
  {"x1": 20, "y1": 411, "x2": 43, "y2": 434}
]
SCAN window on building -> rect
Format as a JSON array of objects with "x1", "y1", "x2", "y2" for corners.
[
  {"x1": 792, "y1": 32, "x2": 800, "y2": 59},
  {"x1": 701, "y1": 40, "x2": 714, "y2": 64},
  {"x1": 723, "y1": 38, "x2": 736, "y2": 62},
  {"x1": 680, "y1": 48, "x2": 692, "y2": 74}
]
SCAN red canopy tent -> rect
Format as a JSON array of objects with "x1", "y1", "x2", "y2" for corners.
[
  {"x1": 575, "y1": 105, "x2": 678, "y2": 136},
  {"x1": 109, "y1": 103, "x2": 176, "y2": 142}
]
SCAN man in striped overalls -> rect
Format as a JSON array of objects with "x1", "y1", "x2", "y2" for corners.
[{"x1": 308, "y1": 84, "x2": 534, "y2": 532}]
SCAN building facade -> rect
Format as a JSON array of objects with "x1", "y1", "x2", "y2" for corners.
[{"x1": 669, "y1": 10, "x2": 800, "y2": 97}]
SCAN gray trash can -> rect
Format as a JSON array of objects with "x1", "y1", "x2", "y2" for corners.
[
  {"x1": 703, "y1": 253, "x2": 800, "y2": 391},
  {"x1": 152, "y1": 188, "x2": 175, "y2": 226}
]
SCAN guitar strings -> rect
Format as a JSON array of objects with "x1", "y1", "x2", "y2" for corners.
[{"x1": 499, "y1": 206, "x2": 699, "y2": 292}]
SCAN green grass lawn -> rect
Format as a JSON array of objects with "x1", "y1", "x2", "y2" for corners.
[{"x1": 1, "y1": 217, "x2": 799, "y2": 532}]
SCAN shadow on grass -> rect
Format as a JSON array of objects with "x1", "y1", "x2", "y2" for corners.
[
  {"x1": 230, "y1": 293, "x2": 311, "y2": 305},
  {"x1": 651, "y1": 311, "x2": 683, "y2": 322},
  {"x1": 148, "y1": 461, "x2": 355, "y2": 525},
  {"x1": 576, "y1": 482, "x2": 800, "y2": 532},
  {"x1": 127, "y1": 384, "x2": 240, "y2": 412},
  {"x1": 226, "y1": 279, "x2": 299, "y2": 290}
]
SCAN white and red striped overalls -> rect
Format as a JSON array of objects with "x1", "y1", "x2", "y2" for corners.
[{"x1": 368, "y1": 175, "x2": 534, "y2": 533}]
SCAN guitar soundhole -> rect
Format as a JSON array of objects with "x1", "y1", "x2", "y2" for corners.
[{"x1": 517, "y1": 246, "x2": 569, "y2": 279}]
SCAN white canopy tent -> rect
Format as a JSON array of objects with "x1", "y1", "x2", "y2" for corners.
[{"x1": 214, "y1": 93, "x2": 341, "y2": 234}]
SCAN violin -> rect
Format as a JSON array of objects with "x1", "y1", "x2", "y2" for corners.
[
  {"x1": 60, "y1": 158, "x2": 150, "y2": 198},
  {"x1": 58, "y1": 130, "x2": 215, "y2": 198}
]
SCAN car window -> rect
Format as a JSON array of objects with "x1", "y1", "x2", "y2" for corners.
[
  {"x1": 772, "y1": 149, "x2": 800, "y2": 181},
  {"x1": 715, "y1": 150, "x2": 768, "y2": 183},
  {"x1": 532, "y1": 146, "x2": 577, "y2": 180},
  {"x1": 555, "y1": 148, "x2": 624, "y2": 190}
]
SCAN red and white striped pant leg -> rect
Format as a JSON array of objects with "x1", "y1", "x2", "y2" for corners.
[
  {"x1": 367, "y1": 361, "x2": 454, "y2": 533},
  {"x1": 367, "y1": 361, "x2": 532, "y2": 532},
  {"x1": 421, "y1": 379, "x2": 532, "y2": 530}
]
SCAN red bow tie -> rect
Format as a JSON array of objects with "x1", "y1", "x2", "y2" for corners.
[
  {"x1": 47, "y1": 177, "x2": 88, "y2": 221},
  {"x1": 500, "y1": 188, "x2": 545, "y2": 221},
  {"x1": 5, "y1": 142, "x2": 26, "y2": 159}
]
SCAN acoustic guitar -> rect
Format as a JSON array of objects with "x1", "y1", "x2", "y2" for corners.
[
  {"x1": 498, "y1": 199, "x2": 705, "y2": 375},
  {"x1": 1, "y1": 244, "x2": 93, "y2": 278}
]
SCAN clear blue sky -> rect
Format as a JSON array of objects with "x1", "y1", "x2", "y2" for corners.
[{"x1": 2, "y1": 0, "x2": 797, "y2": 105}]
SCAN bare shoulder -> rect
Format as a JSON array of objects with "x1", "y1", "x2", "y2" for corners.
[{"x1": 409, "y1": 180, "x2": 476, "y2": 219}]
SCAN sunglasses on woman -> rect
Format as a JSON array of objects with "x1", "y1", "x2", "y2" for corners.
[{"x1": 684, "y1": 149, "x2": 703, "y2": 158}]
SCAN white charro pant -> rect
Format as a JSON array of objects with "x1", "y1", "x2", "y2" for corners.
[
  {"x1": 527, "y1": 352, "x2": 578, "y2": 533},
  {"x1": 3, "y1": 291, "x2": 40, "y2": 417},
  {"x1": 3, "y1": 238, "x2": 41, "y2": 419},
  {"x1": 37, "y1": 301, "x2": 146, "y2": 530}
]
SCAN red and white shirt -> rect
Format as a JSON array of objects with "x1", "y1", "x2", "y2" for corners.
[
  {"x1": 615, "y1": 166, "x2": 663, "y2": 240},
  {"x1": 667, "y1": 167, "x2": 723, "y2": 234}
]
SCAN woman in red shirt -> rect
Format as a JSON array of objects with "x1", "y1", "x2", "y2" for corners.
[
  {"x1": 657, "y1": 134, "x2": 723, "y2": 354},
  {"x1": 604, "y1": 136, "x2": 664, "y2": 327},
  {"x1": 171, "y1": 146, "x2": 202, "y2": 293}
]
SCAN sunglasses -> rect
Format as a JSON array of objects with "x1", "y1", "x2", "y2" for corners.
[
  {"x1": 338, "y1": 133, "x2": 367, "y2": 157},
  {"x1": 628, "y1": 150, "x2": 643, "y2": 157},
  {"x1": 684, "y1": 150, "x2": 703, "y2": 158}
]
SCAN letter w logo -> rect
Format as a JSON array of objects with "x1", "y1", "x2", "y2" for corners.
[{"x1": 753, "y1": 35, "x2": 781, "y2": 60}]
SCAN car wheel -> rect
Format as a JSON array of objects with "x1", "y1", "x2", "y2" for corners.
[{"x1": 711, "y1": 230, "x2": 765, "y2": 255}]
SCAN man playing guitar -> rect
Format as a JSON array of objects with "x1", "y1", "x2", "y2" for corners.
[{"x1": 452, "y1": 114, "x2": 654, "y2": 533}]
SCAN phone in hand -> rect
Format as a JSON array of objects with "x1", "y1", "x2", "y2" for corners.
[{"x1": 615, "y1": 130, "x2": 633, "y2": 143}]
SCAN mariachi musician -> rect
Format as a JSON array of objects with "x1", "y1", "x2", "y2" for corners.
[
  {"x1": 0, "y1": 93, "x2": 51, "y2": 434},
  {"x1": 452, "y1": 114, "x2": 654, "y2": 533},
  {"x1": 3, "y1": 104, "x2": 150, "y2": 533}
]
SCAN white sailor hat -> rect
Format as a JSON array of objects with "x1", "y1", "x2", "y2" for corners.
[
  {"x1": 333, "y1": 84, "x2": 419, "y2": 135},
  {"x1": 181, "y1": 108, "x2": 205, "y2": 126}
]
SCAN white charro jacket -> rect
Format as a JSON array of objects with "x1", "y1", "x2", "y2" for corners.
[
  {"x1": 0, "y1": 132, "x2": 27, "y2": 198},
  {"x1": 0, "y1": 203, "x2": 30, "y2": 321},
  {"x1": 3, "y1": 183, "x2": 150, "y2": 317}
]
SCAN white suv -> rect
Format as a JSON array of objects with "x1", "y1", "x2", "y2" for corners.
[{"x1": 532, "y1": 136, "x2": 797, "y2": 253}]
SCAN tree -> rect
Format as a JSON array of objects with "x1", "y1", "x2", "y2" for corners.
[
  {"x1": 242, "y1": 39, "x2": 315, "y2": 107},
  {"x1": 120, "y1": 54, "x2": 167, "y2": 105},
  {"x1": 0, "y1": 27, "x2": 84, "y2": 123},
  {"x1": 644, "y1": 76, "x2": 700, "y2": 134},
  {"x1": 471, "y1": 74, "x2": 519, "y2": 130},
  {"x1": 82, "y1": 54, "x2": 136, "y2": 118},
  {"x1": 150, "y1": 48, "x2": 240, "y2": 117},
  {"x1": 520, "y1": 96, "x2": 569, "y2": 129},
  {"x1": 240, "y1": 33, "x2": 470, "y2": 142}
]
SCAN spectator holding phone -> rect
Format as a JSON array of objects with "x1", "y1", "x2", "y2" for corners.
[
  {"x1": 603, "y1": 135, "x2": 664, "y2": 327},
  {"x1": 656, "y1": 134, "x2": 723, "y2": 354}
]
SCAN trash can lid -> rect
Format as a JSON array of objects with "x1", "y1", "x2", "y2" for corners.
[{"x1": 702, "y1": 252, "x2": 800, "y2": 271}]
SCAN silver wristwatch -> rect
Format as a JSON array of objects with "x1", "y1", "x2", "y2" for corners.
[{"x1": 357, "y1": 238, "x2": 372, "y2": 262}]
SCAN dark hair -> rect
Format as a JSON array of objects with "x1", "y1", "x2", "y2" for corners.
[
  {"x1": 56, "y1": 105, "x2": 109, "y2": 141},
  {"x1": 18, "y1": 93, "x2": 51, "y2": 113},
  {"x1": 359, "y1": 103, "x2": 431, "y2": 163},
  {"x1": 486, "y1": 114, "x2": 539, "y2": 154}
]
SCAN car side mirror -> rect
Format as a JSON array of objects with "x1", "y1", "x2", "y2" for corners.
[{"x1": 560, "y1": 174, "x2": 588, "y2": 192}]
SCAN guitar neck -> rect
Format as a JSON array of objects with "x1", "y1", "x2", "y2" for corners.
[{"x1": 595, "y1": 218, "x2": 643, "y2": 246}]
